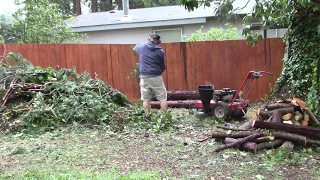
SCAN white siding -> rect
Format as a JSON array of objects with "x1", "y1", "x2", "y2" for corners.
[
  {"x1": 80, "y1": 27, "x2": 153, "y2": 44},
  {"x1": 77, "y1": 19, "x2": 288, "y2": 44}
]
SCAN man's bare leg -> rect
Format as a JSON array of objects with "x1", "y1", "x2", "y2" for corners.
[
  {"x1": 159, "y1": 100, "x2": 168, "y2": 112},
  {"x1": 143, "y1": 100, "x2": 151, "y2": 117}
]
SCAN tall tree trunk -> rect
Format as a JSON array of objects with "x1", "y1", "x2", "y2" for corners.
[
  {"x1": 74, "y1": 0, "x2": 82, "y2": 15},
  {"x1": 91, "y1": 0, "x2": 98, "y2": 12}
]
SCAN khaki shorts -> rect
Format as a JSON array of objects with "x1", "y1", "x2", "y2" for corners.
[{"x1": 139, "y1": 76, "x2": 167, "y2": 101}]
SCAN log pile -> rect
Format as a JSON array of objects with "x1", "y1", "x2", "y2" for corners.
[
  {"x1": 150, "y1": 90, "x2": 200, "y2": 109},
  {"x1": 200, "y1": 98, "x2": 320, "y2": 153}
]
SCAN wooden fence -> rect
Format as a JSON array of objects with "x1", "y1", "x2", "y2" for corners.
[{"x1": 0, "y1": 38, "x2": 285, "y2": 102}]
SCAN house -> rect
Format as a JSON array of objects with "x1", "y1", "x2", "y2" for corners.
[{"x1": 68, "y1": 0, "x2": 287, "y2": 44}]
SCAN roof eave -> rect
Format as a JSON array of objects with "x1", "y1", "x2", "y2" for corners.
[{"x1": 71, "y1": 17, "x2": 207, "y2": 32}]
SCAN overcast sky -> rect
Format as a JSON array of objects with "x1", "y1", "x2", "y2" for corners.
[{"x1": 0, "y1": 0, "x2": 17, "y2": 15}]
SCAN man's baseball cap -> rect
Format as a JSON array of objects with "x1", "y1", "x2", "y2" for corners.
[{"x1": 149, "y1": 33, "x2": 161, "y2": 40}]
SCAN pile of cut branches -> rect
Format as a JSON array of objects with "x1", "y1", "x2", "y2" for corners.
[
  {"x1": 200, "y1": 98, "x2": 320, "y2": 153},
  {"x1": 0, "y1": 52, "x2": 172, "y2": 133}
]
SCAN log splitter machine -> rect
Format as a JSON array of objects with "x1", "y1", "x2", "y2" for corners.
[{"x1": 193, "y1": 71, "x2": 273, "y2": 120}]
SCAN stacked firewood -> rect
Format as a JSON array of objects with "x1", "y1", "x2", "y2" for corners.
[{"x1": 200, "y1": 98, "x2": 320, "y2": 153}]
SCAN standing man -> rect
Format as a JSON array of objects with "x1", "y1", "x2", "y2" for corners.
[{"x1": 133, "y1": 33, "x2": 168, "y2": 118}]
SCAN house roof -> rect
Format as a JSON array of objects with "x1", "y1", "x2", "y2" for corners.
[{"x1": 69, "y1": 0, "x2": 255, "y2": 32}]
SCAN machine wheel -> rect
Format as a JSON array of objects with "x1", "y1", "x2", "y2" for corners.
[{"x1": 212, "y1": 102, "x2": 232, "y2": 120}]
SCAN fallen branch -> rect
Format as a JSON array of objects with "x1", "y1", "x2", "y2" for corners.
[
  {"x1": 224, "y1": 137, "x2": 258, "y2": 153},
  {"x1": 198, "y1": 137, "x2": 209, "y2": 142},
  {"x1": 210, "y1": 131, "x2": 255, "y2": 139},
  {"x1": 257, "y1": 139, "x2": 284, "y2": 150},
  {"x1": 265, "y1": 103, "x2": 297, "y2": 111},
  {"x1": 252, "y1": 120, "x2": 320, "y2": 140},
  {"x1": 213, "y1": 132, "x2": 264, "y2": 152},
  {"x1": 150, "y1": 100, "x2": 196, "y2": 109}
]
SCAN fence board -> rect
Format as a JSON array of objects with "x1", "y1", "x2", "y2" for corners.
[
  {"x1": 165, "y1": 43, "x2": 175, "y2": 90},
  {"x1": 111, "y1": 44, "x2": 122, "y2": 92},
  {"x1": 201, "y1": 41, "x2": 211, "y2": 86},
  {"x1": 58, "y1": 44, "x2": 66, "y2": 69},
  {"x1": 160, "y1": 44, "x2": 168, "y2": 89},
  {"x1": 2, "y1": 38, "x2": 285, "y2": 102}
]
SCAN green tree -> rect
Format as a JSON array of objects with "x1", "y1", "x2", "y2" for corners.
[
  {"x1": 12, "y1": 0, "x2": 85, "y2": 43},
  {"x1": 0, "y1": 15, "x2": 21, "y2": 44},
  {"x1": 49, "y1": 0, "x2": 74, "y2": 15},
  {"x1": 181, "y1": 24, "x2": 241, "y2": 42},
  {"x1": 179, "y1": 0, "x2": 320, "y2": 117}
]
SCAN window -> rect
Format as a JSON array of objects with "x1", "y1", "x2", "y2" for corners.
[{"x1": 154, "y1": 28, "x2": 182, "y2": 43}]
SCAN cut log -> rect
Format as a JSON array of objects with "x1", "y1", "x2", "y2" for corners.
[
  {"x1": 308, "y1": 139, "x2": 320, "y2": 146},
  {"x1": 300, "y1": 111, "x2": 309, "y2": 126},
  {"x1": 282, "y1": 113, "x2": 293, "y2": 121},
  {"x1": 283, "y1": 121, "x2": 293, "y2": 125},
  {"x1": 265, "y1": 103, "x2": 296, "y2": 111},
  {"x1": 272, "y1": 110, "x2": 284, "y2": 123},
  {"x1": 257, "y1": 139, "x2": 284, "y2": 150},
  {"x1": 224, "y1": 137, "x2": 258, "y2": 153},
  {"x1": 270, "y1": 132, "x2": 308, "y2": 145},
  {"x1": 257, "y1": 108, "x2": 269, "y2": 120},
  {"x1": 238, "y1": 116, "x2": 261, "y2": 130},
  {"x1": 305, "y1": 108, "x2": 320, "y2": 125},
  {"x1": 152, "y1": 90, "x2": 200, "y2": 101},
  {"x1": 210, "y1": 131, "x2": 255, "y2": 139},
  {"x1": 294, "y1": 112, "x2": 303, "y2": 121},
  {"x1": 213, "y1": 132, "x2": 264, "y2": 152},
  {"x1": 150, "y1": 100, "x2": 196, "y2": 109},
  {"x1": 293, "y1": 97, "x2": 320, "y2": 125},
  {"x1": 258, "y1": 107, "x2": 295, "y2": 120},
  {"x1": 251, "y1": 136, "x2": 275, "y2": 143},
  {"x1": 252, "y1": 120, "x2": 320, "y2": 140},
  {"x1": 277, "y1": 99, "x2": 293, "y2": 103},
  {"x1": 291, "y1": 119, "x2": 301, "y2": 125}
]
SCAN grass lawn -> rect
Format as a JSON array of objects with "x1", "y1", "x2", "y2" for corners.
[{"x1": 0, "y1": 108, "x2": 319, "y2": 180}]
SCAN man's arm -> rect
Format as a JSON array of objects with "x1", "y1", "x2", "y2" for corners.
[
  {"x1": 133, "y1": 44, "x2": 142, "y2": 54},
  {"x1": 160, "y1": 49, "x2": 166, "y2": 72}
]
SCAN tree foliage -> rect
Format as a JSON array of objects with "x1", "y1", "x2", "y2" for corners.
[
  {"x1": 12, "y1": 0, "x2": 85, "y2": 43},
  {"x1": 49, "y1": 0, "x2": 74, "y2": 15},
  {"x1": 181, "y1": 24, "x2": 241, "y2": 42},
  {"x1": 0, "y1": 15, "x2": 22, "y2": 44},
  {"x1": 179, "y1": 0, "x2": 320, "y2": 116}
]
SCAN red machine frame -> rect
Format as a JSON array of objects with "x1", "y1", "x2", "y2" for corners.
[{"x1": 193, "y1": 71, "x2": 273, "y2": 118}]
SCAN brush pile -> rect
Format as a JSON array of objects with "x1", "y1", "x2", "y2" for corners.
[
  {"x1": 203, "y1": 98, "x2": 320, "y2": 153},
  {"x1": 0, "y1": 52, "x2": 171, "y2": 133}
]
